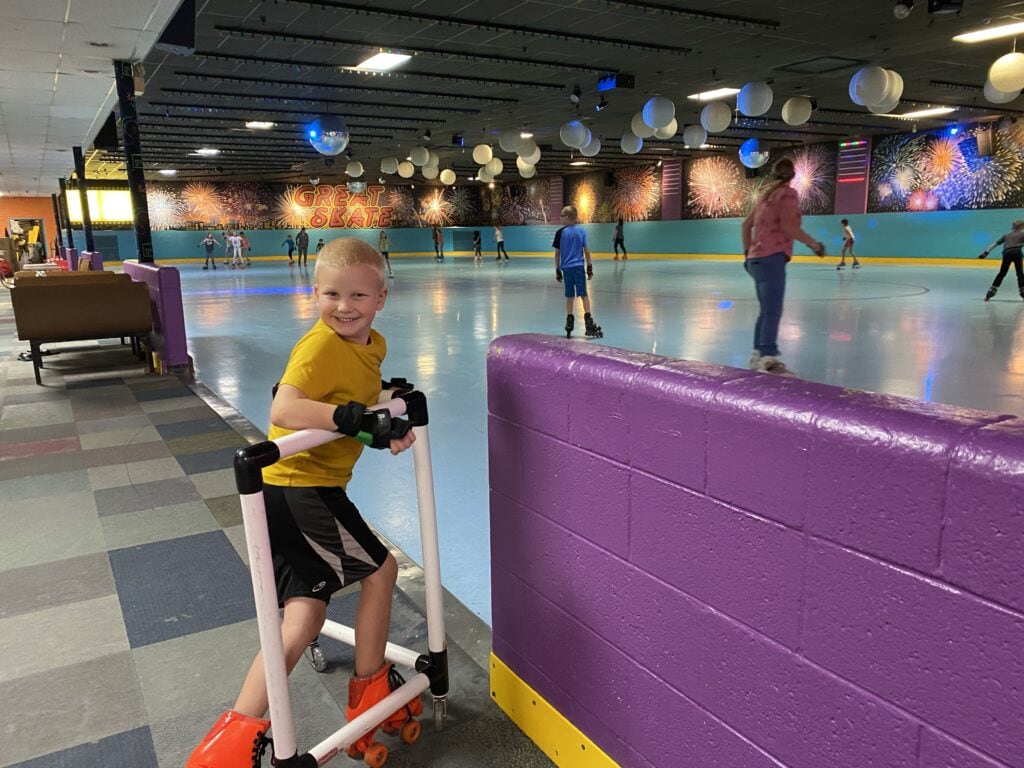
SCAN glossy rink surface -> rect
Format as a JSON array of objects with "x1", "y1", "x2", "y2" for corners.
[{"x1": 179, "y1": 257, "x2": 1024, "y2": 622}]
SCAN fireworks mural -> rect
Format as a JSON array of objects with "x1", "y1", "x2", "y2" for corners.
[
  {"x1": 685, "y1": 143, "x2": 836, "y2": 219},
  {"x1": 222, "y1": 182, "x2": 273, "y2": 227},
  {"x1": 565, "y1": 167, "x2": 662, "y2": 223},
  {"x1": 145, "y1": 187, "x2": 188, "y2": 230},
  {"x1": 612, "y1": 166, "x2": 661, "y2": 221},
  {"x1": 182, "y1": 182, "x2": 224, "y2": 222},
  {"x1": 419, "y1": 190, "x2": 454, "y2": 226},
  {"x1": 686, "y1": 156, "x2": 746, "y2": 218},
  {"x1": 869, "y1": 120, "x2": 1024, "y2": 212},
  {"x1": 275, "y1": 185, "x2": 313, "y2": 228}
]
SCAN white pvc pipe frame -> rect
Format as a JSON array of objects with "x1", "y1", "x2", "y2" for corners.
[{"x1": 239, "y1": 397, "x2": 447, "y2": 764}]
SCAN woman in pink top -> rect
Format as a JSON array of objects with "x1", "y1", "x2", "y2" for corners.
[{"x1": 740, "y1": 158, "x2": 826, "y2": 376}]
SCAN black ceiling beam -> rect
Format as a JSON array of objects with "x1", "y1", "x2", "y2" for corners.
[
  {"x1": 191, "y1": 50, "x2": 562, "y2": 92},
  {"x1": 159, "y1": 86, "x2": 481, "y2": 115},
  {"x1": 149, "y1": 100, "x2": 459, "y2": 123},
  {"x1": 171, "y1": 70, "x2": 517, "y2": 104},
  {"x1": 139, "y1": 111, "x2": 447, "y2": 127},
  {"x1": 283, "y1": 0, "x2": 691, "y2": 54},
  {"x1": 214, "y1": 24, "x2": 616, "y2": 74},
  {"x1": 599, "y1": 0, "x2": 779, "y2": 29}
]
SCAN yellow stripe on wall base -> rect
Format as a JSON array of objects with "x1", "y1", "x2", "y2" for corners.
[{"x1": 490, "y1": 653, "x2": 619, "y2": 768}]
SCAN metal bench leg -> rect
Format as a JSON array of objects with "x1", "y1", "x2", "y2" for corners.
[{"x1": 30, "y1": 341, "x2": 42, "y2": 385}]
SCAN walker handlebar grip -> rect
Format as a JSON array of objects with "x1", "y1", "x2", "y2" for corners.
[
  {"x1": 396, "y1": 390, "x2": 429, "y2": 427},
  {"x1": 382, "y1": 376, "x2": 414, "y2": 395}
]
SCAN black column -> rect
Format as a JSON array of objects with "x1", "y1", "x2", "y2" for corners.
[
  {"x1": 72, "y1": 146, "x2": 96, "y2": 253},
  {"x1": 113, "y1": 60, "x2": 154, "y2": 263},
  {"x1": 57, "y1": 178, "x2": 75, "y2": 249},
  {"x1": 51, "y1": 193, "x2": 65, "y2": 249}
]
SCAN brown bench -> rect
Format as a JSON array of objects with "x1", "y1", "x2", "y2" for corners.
[{"x1": 11, "y1": 278, "x2": 155, "y2": 384}]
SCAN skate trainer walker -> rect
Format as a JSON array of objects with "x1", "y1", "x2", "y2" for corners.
[{"x1": 233, "y1": 388, "x2": 448, "y2": 767}]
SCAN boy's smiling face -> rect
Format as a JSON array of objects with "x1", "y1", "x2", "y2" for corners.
[{"x1": 314, "y1": 264, "x2": 387, "y2": 344}]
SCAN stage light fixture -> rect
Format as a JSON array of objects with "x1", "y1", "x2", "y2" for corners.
[
  {"x1": 595, "y1": 96, "x2": 608, "y2": 112},
  {"x1": 570, "y1": 85, "x2": 582, "y2": 104}
]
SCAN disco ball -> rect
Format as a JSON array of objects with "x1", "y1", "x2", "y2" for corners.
[
  {"x1": 307, "y1": 115, "x2": 349, "y2": 156},
  {"x1": 739, "y1": 137, "x2": 770, "y2": 169}
]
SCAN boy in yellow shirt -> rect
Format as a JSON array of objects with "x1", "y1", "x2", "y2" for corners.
[{"x1": 187, "y1": 238, "x2": 416, "y2": 767}]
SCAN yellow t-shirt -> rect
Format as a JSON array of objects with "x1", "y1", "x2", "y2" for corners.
[{"x1": 263, "y1": 320, "x2": 386, "y2": 489}]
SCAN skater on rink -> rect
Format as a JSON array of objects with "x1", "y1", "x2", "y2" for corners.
[
  {"x1": 978, "y1": 219, "x2": 1024, "y2": 302},
  {"x1": 186, "y1": 238, "x2": 417, "y2": 768},
  {"x1": 199, "y1": 232, "x2": 220, "y2": 270},
  {"x1": 837, "y1": 218, "x2": 860, "y2": 269},
  {"x1": 741, "y1": 157, "x2": 826, "y2": 376},
  {"x1": 554, "y1": 205, "x2": 602, "y2": 339}
]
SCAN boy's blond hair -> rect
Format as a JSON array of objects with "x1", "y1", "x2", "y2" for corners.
[
  {"x1": 314, "y1": 237, "x2": 387, "y2": 285},
  {"x1": 561, "y1": 205, "x2": 579, "y2": 222}
]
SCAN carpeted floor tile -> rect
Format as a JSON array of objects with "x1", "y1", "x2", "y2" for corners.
[
  {"x1": 0, "y1": 400, "x2": 74, "y2": 429},
  {"x1": 94, "y1": 476, "x2": 202, "y2": 517},
  {"x1": 204, "y1": 494, "x2": 243, "y2": 528},
  {"x1": 175, "y1": 446, "x2": 240, "y2": 476},
  {"x1": 76, "y1": 413, "x2": 152, "y2": 435},
  {"x1": 109, "y1": 531, "x2": 256, "y2": 648},
  {"x1": 78, "y1": 425, "x2": 161, "y2": 450},
  {"x1": 133, "y1": 385, "x2": 197, "y2": 402},
  {"x1": 100, "y1": 500, "x2": 220, "y2": 550},
  {"x1": 0, "y1": 653, "x2": 148, "y2": 767},
  {"x1": 0, "y1": 491, "x2": 104, "y2": 572},
  {"x1": 0, "y1": 552, "x2": 114, "y2": 620},
  {"x1": 147, "y1": 404, "x2": 220, "y2": 426},
  {"x1": 187, "y1": 468, "x2": 238, "y2": 499},
  {"x1": 0, "y1": 594, "x2": 129, "y2": 683},
  {"x1": 155, "y1": 416, "x2": 233, "y2": 441},
  {"x1": 1, "y1": 469, "x2": 90, "y2": 501},
  {"x1": 140, "y1": 395, "x2": 205, "y2": 414},
  {"x1": 7, "y1": 727, "x2": 158, "y2": 768},
  {"x1": 87, "y1": 457, "x2": 185, "y2": 491},
  {"x1": 0, "y1": 421, "x2": 77, "y2": 446}
]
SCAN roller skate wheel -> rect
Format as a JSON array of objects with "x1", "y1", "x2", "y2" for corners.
[
  {"x1": 364, "y1": 743, "x2": 388, "y2": 768},
  {"x1": 400, "y1": 719, "x2": 421, "y2": 744},
  {"x1": 380, "y1": 723, "x2": 397, "y2": 735}
]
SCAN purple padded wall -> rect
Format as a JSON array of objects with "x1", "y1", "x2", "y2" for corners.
[
  {"x1": 488, "y1": 334, "x2": 1024, "y2": 768},
  {"x1": 122, "y1": 260, "x2": 190, "y2": 371}
]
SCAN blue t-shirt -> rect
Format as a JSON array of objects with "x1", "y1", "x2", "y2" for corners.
[{"x1": 557, "y1": 224, "x2": 587, "y2": 269}]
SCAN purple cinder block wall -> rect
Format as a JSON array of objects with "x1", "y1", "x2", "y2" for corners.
[{"x1": 487, "y1": 334, "x2": 1024, "y2": 768}]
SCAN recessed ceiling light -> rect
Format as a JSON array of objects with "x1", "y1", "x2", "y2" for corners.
[
  {"x1": 158, "y1": 169, "x2": 177, "y2": 176},
  {"x1": 245, "y1": 121, "x2": 275, "y2": 130},
  {"x1": 687, "y1": 87, "x2": 740, "y2": 101},
  {"x1": 354, "y1": 52, "x2": 411, "y2": 72},
  {"x1": 193, "y1": 148, "x2": 220, "y2": 156},
  {"x1": 953, "y1": 20, "x2": 1024, "y2": 43},
  {"x1": 880, "y1": 106, "x2": 955, "y2": 119}
]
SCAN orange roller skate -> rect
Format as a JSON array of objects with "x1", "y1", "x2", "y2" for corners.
[
  {"x1": 185, "y1": 710, "x2": 271, "y2": 768},
  {"x1": 346, "y1": 663, "x2": 424, "y2": 767}
]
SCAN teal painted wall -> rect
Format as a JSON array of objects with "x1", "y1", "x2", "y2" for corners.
[{"x1": 75, "y1": 208, "x2": 1023, "y2": 263}]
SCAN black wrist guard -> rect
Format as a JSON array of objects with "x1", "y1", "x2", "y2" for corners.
[
  {"x1": 361, "y1": 409, "x2": 412, "y2": 449},
  {"x1": 332, "y1": 401, "x2": 367, "y2": 436}
]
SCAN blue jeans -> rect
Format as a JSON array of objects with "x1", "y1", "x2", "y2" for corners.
[{"x1": 745, "y1": 253, "x2": 787, "y2": 357}]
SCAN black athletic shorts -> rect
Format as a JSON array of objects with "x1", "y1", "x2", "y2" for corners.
[{"x1": 264, "y1": 484, "x2": 389, "y2": 605}]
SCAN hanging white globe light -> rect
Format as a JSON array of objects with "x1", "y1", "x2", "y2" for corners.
[
  {"x1": 630, "y1": 112, "x2": 656, "y2": 139},
  {"x1": 781, "y1": 97, "x2": 813, "y2": 126},
  {"x1": 621, "y1": 131, "x2": 643, "y2": 154},
  {"x1": 737, "y1": 82, "x2": 773, "y2": 117},
  {"x1": 397, "y1": 161, "x2": 415, "y2": 178},
  {"x1": 380, "y1": 157, "x2": 399, "y2": 174},
  {"x1": 410, "y1": 146, "x2": 430, "y2": 166},
  {"x1": 486, "y1": 157, "x2": 504, "y2": 175},
  {"x1": 472, "y1": 144, "x2": 493, "y2": 164},
  {"x1": 440, "y1": 169, "x2": 456, "y2": 185},
  {"x1": 642, "y1": 96, "x2": 676, "y2": 129},
  {"x1": 683, "y1": 124, "x2": 708, "y2": 148},
  {"x1": 580, "y1": 136, "x2": 602, "y2": 156},
  {"x1": 700, "y1": 101, "x2": 732, "y2": 133},
  {"x1": 345, "y1": 160, "x2": 364, "y2": 177},
  {"x1": 653, "y1": 118, "x2": 678, "y2": 139},
  {"x1": 989, "y1": 52, "x2": 1024, "y2": 93}
]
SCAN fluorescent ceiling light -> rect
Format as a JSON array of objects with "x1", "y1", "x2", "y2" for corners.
[
  {"x1": 880, "y1": 107, "x2": 955, "y2": 119},
  {"x1": 520, "y1": 131, "x2": 534, "y2": 139},
  {"x1": 194, "y1": 147, "x2": 220, "y2": 156},
  {"x1": 354, "y1": 52, "x2": 411, "y2": 72},
  {"x1": 953, "y1": 20, "x2": 1024, "y2": 43},
  {"x1": 158, "y1": 169, "x2": 177, "y2": 176},
  {"x1": 569, "y1": 161, "x2": 590, "y2": 166},
  {"x1": 687, "y1": 87, "x2": 740, "y2": 101},
  {"x1": 245, "y1": 120, "x2": 275, "y2": 129}
]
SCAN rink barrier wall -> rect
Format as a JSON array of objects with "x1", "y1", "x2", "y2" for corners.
[
  {"x1": 486, "y1": 333, "x2": 1024, "y2": 768},
  {"x1": 70, "y1": 207, "x2": 1024, "y2": 262},
  {"x1": 121, "y1": 260, "x2": 191, "y2": 372}
]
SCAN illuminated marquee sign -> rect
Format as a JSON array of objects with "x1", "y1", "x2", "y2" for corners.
[{"x1": 285, "y1": 184, "x2": 394, "y2": 229}]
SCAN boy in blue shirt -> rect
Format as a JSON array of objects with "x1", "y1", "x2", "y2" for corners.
[{"x1": 553, "y1": 205, "x2": 602, "y2": 338}]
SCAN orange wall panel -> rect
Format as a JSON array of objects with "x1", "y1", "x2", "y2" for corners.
[{"x1": 0, "y1": 197, "x2": 59, "y2": 251}]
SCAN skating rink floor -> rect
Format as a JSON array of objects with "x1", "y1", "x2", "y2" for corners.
[{"x1": 179, "y1": 255, "x2": 1024, "y2": 623}]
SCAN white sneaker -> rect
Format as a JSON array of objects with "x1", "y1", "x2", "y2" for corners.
[
  {"x1": 758, "y1": 356, "x2": 796, "y2": 377},
  {"x1": 748, "y1": 350, "x2": 762, "y2": 369}
]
